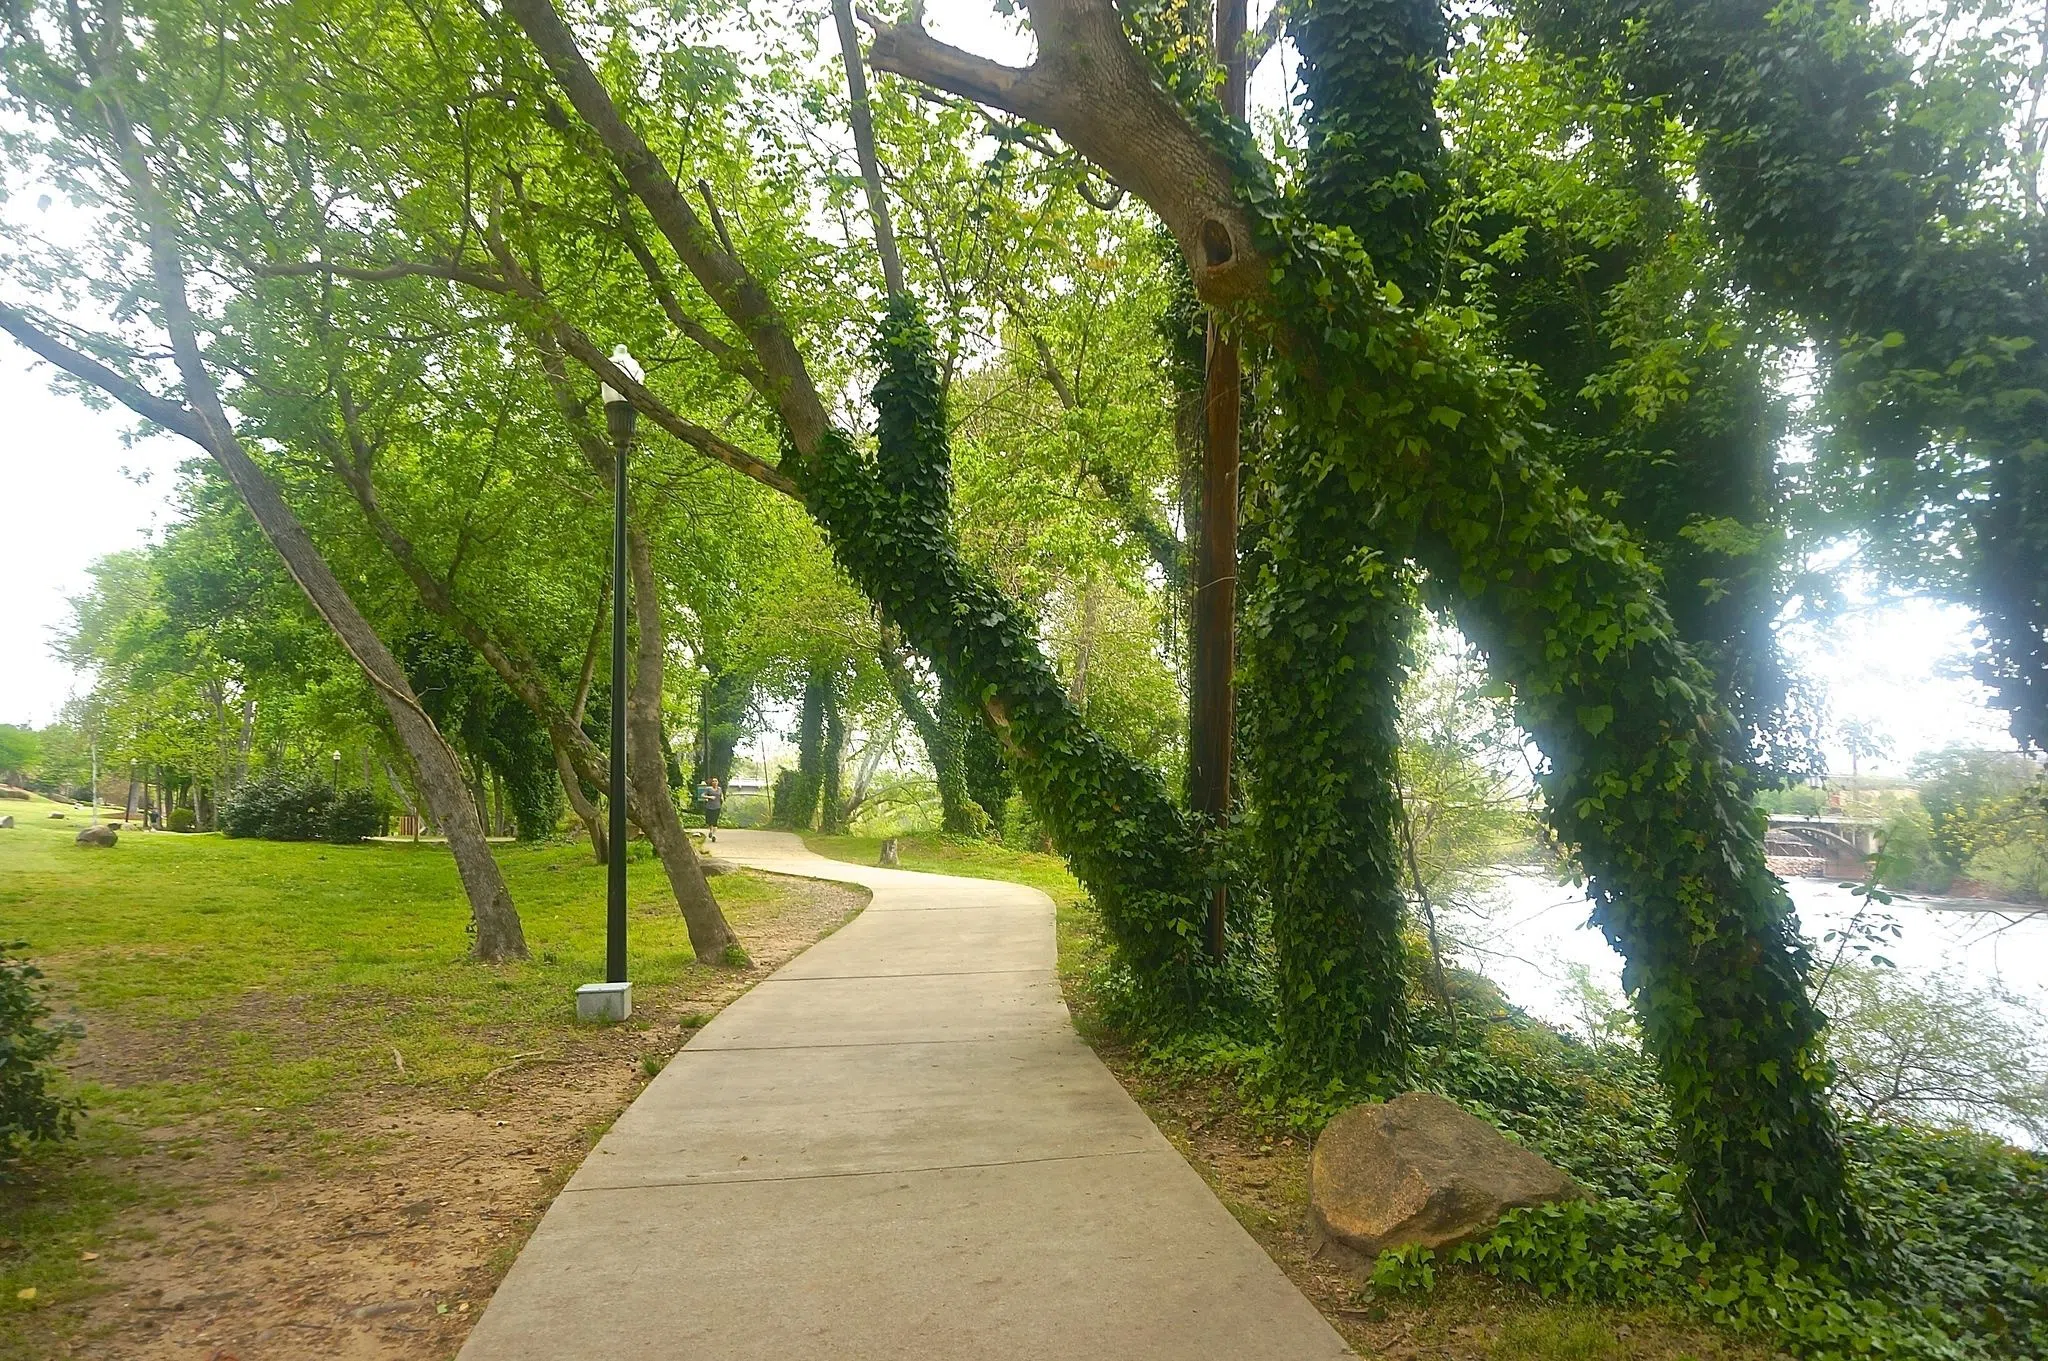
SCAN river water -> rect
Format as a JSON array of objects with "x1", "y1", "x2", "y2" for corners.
[{"x1": 1451, "y1": 869, "x2": 2048, "y2": 1040}]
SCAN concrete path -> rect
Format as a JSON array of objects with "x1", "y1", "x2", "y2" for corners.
[{"x1": 458, "y1": 830, "x2": 1350, "y2": 1360}]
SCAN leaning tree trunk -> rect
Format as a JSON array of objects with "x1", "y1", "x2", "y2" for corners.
[
  {"x1": 627, "y1": 532, "x2": 740, "y2": 962},
  {"x1": 820, "y1": 684, "x2": 847, "y2": 834},
  {"x1": 203, "y1": 455, "x2": 523, "y2": 959},
  {"x1": 507, "y1": 0, "x2": 1224, "y2": 1021},
  {"x1": 555, "y1": 744, "x2": 607, "y2": 864},
  {"x1": 0, "y1": 90, "x2": 526, "y2": 962}
]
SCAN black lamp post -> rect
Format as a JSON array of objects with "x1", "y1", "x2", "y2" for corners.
[{"x1": 600, "y1": 345, "x2": 641, "y2": 992}]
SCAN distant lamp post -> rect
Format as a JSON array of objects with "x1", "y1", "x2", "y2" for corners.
[
  {"x1": 331, "y1": 750, "x2": 342, "y2": 790},
  {"x1": 578, "y1": 344, "x2": 642, "y2": 1026}
]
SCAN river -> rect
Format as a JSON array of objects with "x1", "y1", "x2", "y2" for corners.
[{"x1": 1453, "y1": 869, "x2": 2048, "y2": 1041}]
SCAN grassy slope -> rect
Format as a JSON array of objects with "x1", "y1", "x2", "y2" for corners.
[{"x1": 0, "y1": 795, "x2": 827, "y2": 1338}]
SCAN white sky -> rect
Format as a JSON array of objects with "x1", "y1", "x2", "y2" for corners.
[{"x1": 0, "y1": 358, "x2": 186, "y2": 727}]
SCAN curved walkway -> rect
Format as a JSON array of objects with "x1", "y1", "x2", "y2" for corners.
[{"x1": 458, "y1": 829, "x2": 1350, "y2": 1360}]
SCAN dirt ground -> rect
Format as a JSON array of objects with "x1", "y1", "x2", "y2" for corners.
[
  {"x1": 50, "y1": 875, "x2": 865, "y2": 1361},
  {"x1": 1089, "y1": 1040, "x2": 1774, "y2": 1361}
]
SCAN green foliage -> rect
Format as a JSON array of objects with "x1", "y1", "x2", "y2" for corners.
[
  {"x1": 0, "y1": 947, "x2": 81, "y2": 1164},
  {"x1": 166, "y1": 808, "x2": 198, "y2": 834},
  {"x1": 1522, "y1": 0, "x2": 2048, "y2": 752},
  {"x1": 219, "y1": 777, "x2": 385, "y2": 844},
  {"x1": 401, "y1": 634, "x2": 562, "y2": 842},
  {"x1": 1436, "y1": 19, "x2": 1819, "y2": 783},
  {"x1": 0, "y1": 728, "x2": 39, "y2": 782},
  {"x1": 1367, "y1": 1010, "x2": 2048, "y2": 1360},
  {"x1": 797, "y1": 297, "x2": 1236, "y2": 1026},
  {"x1": 1912, "y1": 748, "x2": 2038, "y2": 871},
  {"x1": 1821, "y1": 965, "x2": 2048, "y2": 1140},
  {"x1": 1873, "y1": 803, "x2": 1952, "y2": 894}
]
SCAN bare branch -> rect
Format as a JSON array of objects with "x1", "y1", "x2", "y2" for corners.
[
  {"x1": 865, "y1": 0, "x2": 1265, "y2": 305},
  {"x1": 0, "y1": 302, "x2": 210, "y2": 445}
]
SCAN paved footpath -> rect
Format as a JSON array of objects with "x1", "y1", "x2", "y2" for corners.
[{"x1": 458, "y1": 829, "x2": 1351, "y2": 1360}]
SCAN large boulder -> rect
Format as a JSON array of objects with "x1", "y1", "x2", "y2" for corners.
[
  {"x1": 1310, "y1": 1091, "x2": 1584, "y2": 1260},
  {"x1": 74, "y1": 824, "x2": 118, "y2": 848},
  {"x1": 0, "y1": 815, "x2": 14, "y2": 829}
]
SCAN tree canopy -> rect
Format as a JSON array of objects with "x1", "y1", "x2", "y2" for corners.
[{"x1": 4, "y1": 0, "x2": 2045, "y2": 1291}]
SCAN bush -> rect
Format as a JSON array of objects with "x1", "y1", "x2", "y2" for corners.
[
  {"x1": 220, "y1": 777, "x2": 386, "y2": 844},
  {"x1": 167, "y1": 806, "x2": 197, "y2": 833},
  {"x1": 324, "y1": 788, "x2": 385, "y2": 843},
  {"x1": 0, "y1": 945, "x2": 82, "y2": 1164}
]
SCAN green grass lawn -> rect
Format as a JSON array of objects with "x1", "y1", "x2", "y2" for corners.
[{"x1": 0, "y1": 794, "x2": 838, "y2": 1345}]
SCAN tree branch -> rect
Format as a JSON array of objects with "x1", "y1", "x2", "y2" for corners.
[
  {"x1": 0, "y1": 303, "x2": 211, "y2": 445},
  {"x1": 865, "y1": 0, "x2": 1265, "y2": 305},
  {"x1": 501, "y1": 0, "x2": 833, "y2": 456}
]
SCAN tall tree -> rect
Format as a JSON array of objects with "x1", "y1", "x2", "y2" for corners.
[{"x1": 0, "y1": 8, "x2": 525, "y2": 959}]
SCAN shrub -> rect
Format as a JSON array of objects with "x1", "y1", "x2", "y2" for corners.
[
  {"x1": 324, "y1": 788, "x2": 385, "y2": 844},
  {"x1": 0, "y1": 945, "x2": 82, "y2": 1164},
  {"x1": 167, "y1": 806, "x2": 197, "y2": 833},
  {"x1": 220, "y1": 777, "x2": 385, "y2": 844}
]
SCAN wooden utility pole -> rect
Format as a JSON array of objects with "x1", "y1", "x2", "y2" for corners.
[{"x1": 1192, "y1": 0, "x2": 1249, "y2": 963}]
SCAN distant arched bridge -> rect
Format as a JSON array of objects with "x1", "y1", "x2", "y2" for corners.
[{"x1": 1765, "y1": 817, "x2": 1881, "y2": 877}]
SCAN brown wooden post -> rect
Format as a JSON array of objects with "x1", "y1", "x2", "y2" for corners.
[{"x1": 1192, "y1": 0, "x2": 1249, "y2": 963}]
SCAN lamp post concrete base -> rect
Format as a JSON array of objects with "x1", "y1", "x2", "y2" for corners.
[{"x1": 576, "y1": 981, "x2": 633, "y2": 1024}]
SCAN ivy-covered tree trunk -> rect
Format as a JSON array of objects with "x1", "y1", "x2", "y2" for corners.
[
  {"x1": 821, "y1": 685, "x2": 847, "y2": 834},
  {"x1": 808, "y1": 302, "x2": 1221, "y2": 1014},
  {"x1": 784, "y1": 661, "x2": 830, "y2": 832},
  {"x1": 959, "y1": 701, "x2": 1014, "y2": 837},
  {"x1": 867, "y1": 0, "x2": 1854, "y2": 1258},
  {"x1": 879, "y1": 634, "x2": 979, "y2": 836},
  {"x1": 1241, "y1": 465, "x2": 1416, "y2": 1087}
]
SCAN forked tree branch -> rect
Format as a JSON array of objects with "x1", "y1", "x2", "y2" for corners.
[
  {"x1": 501, "y1": 0, "x2": 833, "y2": 456},
  {"x1": 863, "y1": 0, "x2": 1266, "y2": 306}
]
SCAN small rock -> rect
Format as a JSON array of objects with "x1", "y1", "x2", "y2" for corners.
[
  {"x1": 0, "y1": 815, "x2": 13, "y2": 829},
  {"x1": 1310, "y1": 1091, "x2": 1585, "y2": 1260},
  {"x1": 47, "y1": 811, "x2": 65, "y2": 819},
  {"x1": 698, "y1": 856, "x2": 739, "y2": 877},
  {"x1": 74, "y1": 824, "x2": 118, "y2": 848},
  {"x1": 878, "y1": 837, "x2": 900, "y2": 867},
  {"x1": 350, "y1": 1300, "x2": 420, "y2": 1320}
]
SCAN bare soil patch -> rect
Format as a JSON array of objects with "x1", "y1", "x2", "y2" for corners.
[{"x1": 41, "y1": 873, "x2": 863, "y2": 1361}]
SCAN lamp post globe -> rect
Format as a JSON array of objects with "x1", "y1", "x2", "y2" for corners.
[{"x1": 600, "y1": 343, "x2": 642, "y2": 445}]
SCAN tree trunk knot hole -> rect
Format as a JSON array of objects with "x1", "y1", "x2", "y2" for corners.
[{"x1": 1200, "y1": 218, "x2": 1236, "y2": 267}]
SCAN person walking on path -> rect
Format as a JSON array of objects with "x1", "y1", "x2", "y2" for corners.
[{"x1": 698, "y1": 776, "x2": 723, "y2": 842}]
